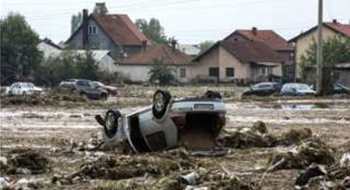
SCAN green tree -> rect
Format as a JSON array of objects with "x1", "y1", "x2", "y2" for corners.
[
  {"x1": 148, "y1": 59, "x2": 176, "y2": 85},
  {"x1": 300, "y1": 36, "x2": 350, "y2": 93},
  {"x1": 135, "y1": 18, "x2": 168, "y2": 44},
  {"x1": 199, "y1": 40, "x2": 215, "y2": 53},
  {"x1": 0, "y1": 13, "x2": 42, "y2": 85},
  {"x1": 35, "y1": 50, "x2": 99, "y2": 86}
]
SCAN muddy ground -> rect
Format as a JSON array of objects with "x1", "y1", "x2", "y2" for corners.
[{"x1": 1, "y1": 88, "x2": 350, "y2": 189}]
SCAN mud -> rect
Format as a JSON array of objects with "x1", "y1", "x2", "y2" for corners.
[{"x1": 1, "y1": 98, "x2": 350, "y2": 189}]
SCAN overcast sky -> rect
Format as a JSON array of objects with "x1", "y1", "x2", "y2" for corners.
[{"x1": 1, "y1": 0, "x2": 349, "y2": 44}]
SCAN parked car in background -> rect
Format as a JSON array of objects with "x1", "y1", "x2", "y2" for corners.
[
  {"x1": 280, "y1": 83, "x2": 316, "y2": 96},
  {"x1": 72, "y1": 79, "x2": 108, "y2": 100},
  {"x1": 333, "y1": 83, "x2": 350, "y2": 94},
  {"x1": 6, "y1": 82, "x2": 43, "y2": 96},
  {"x1": 95, "y1": 90, "x2": 226, "y2": 152},
  {"x1": 242, "y1": 82, "x2": 281, "y2": 97},
  {"x1": 90, "y1": 81, "x2": 118, "y2": 96},
  {"x1": 58, "y1": 79, "x2": 79, "y2": 90}
]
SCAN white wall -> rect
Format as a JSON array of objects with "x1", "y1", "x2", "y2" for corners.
[{"x1": 37, "y1": 42, "x2": 61, "y2": 59}]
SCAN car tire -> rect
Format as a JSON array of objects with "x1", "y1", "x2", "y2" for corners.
[
  {"x1": 104, "y1": 109, "x2": 121, "y2": 138},
  {"x1": 152, "y1": 90, "x2": 171, "y2": 119},
  {"x1": 204, "y1": 90, "x2": 222, "y2": 99},
  {"x1": 101, "y1": 93, "x2": 108, "y2": 101}
]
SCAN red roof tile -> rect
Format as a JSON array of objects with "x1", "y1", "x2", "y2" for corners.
[
  {"x1": 232, "y1": 30, "x2": 292, "y2": 51},
  {"x1": 221, "y1": 40, "x2": 284, "y2": 63},
  {"x1": 325, "y1": 22, "x2": 350, "y2": 37},
  {"x1": 93, "y1": 14, "x2": 149, "y2": 45},
  {"x1": 194, "y1": 40, "x2": 283, "y2": 64},
  {"x1": 121, "y1": 44, "x2": 191, "y2": 65}
]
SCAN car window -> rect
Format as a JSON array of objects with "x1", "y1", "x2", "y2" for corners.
[
  {"x1": 76, "y1": 80, "x2": 90, "y2": 87},
  {"x1": 296, "y1": 84, "x2": 310, "y2": 90},
  {"x1": 256, "y1": 84, "x2": 271, "y2": 89}
]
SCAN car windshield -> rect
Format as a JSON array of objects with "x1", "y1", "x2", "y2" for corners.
[
  {"x1": 295, "y1": 84, "x2": 310, "y2": 90},
  {"x1": 90, "y1": 81, "x2": 104, "y2": 88}
]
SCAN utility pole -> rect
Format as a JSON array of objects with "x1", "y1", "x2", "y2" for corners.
[{"x1": 316, "y1": 0, "x2": 323, "y2": 95}]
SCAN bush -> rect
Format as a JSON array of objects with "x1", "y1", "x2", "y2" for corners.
[{"x1": 148, "y1": 59, "x2": 176, "y2": 85}]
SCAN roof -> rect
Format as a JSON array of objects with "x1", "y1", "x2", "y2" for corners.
[
  {"x1": 66, "y1": 14, "x2": 149, "y2": 46},
  {"x1": 176, "y1": 44, "x2": 201, "y2": 56},
  {"x1": 193, "y1": 40, "x2": 283, "y2": 64},
  {"x1": 225, "y1": 30, "x2": 292, "y2": 51},
  {"x1": 120, "y1": 44, "x2": 192, "y2": 65},
  {"x1": 289, "y1": 21, "x2": 350, "y2": 42},
  {"x1": 40, "y1": 38, "x2": 63, "y2": 50}
]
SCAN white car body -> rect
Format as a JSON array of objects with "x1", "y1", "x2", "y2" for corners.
[
  {"x1": 6, "y1": 82, "x2": 43, "y2": 96},
  {"x1": 98, "y1": 91, "x2": 227, "y2": 153}
]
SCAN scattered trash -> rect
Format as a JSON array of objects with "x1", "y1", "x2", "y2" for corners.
[
  {"x1": 179, "y1": 172, "x2": 200, "y2": 185},
  {"x1": 340, "y1": 153, "x2": 350, "y2": 167},
  {"x1": 268, "y1": 138, "x2": 335, "y2": 171},
  {"x1": 0, "y1": 177, "x2": 11, "y2": 190},
  {"x1": 295, "y1": 163, "x2": 327, "y2": 187}
]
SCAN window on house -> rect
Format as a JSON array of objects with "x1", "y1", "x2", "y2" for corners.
[
  {"x1": 209, "y1": 67, "x2": 219, "y2": 77},
  {"x1": 226, "y1": 67, "x2": 235, "y2": 77},
  {"x1": 180, "y1": 68, "x2": 186, "y2": 78},
  {"x1": 88, "y1": 25, "x2": 97, "y2": 35}
]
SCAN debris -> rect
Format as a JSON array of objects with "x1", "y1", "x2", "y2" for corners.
[
  {"x1": 295, "y1": 164, "x2": 327, "y2": 187},
  {"x1": 6, "y1": 150, "x2": 49, "y2": 175},
  {"x1": 277, "y1": 128, "x2": 312, "y2": 146},
  {"x1": 0, "y1": 177, "x2": 11, "y2": 190},
  {"x1": 190, "y1": 148, "x2": 228, "y2": 157},
  {"x1": 340, "y1": 153, "x2": 350, "y2": 167},
  {"x1": 251, "y1": 121, "x2": 267, "y2": 134},
  {"x1": 218, "y1": 127, "x2": 275, "y2": 149},
  {"x1": 179, "y1": 172, "x2": 200, "y2": 185},
  {"x1": 65, "y1": 154, "x2": 187, "y2": 182},
  {"x1": 269, "y1": 138, "x2": 335, "y2": 171},
  {"x1": 343, "y1": 176, "x2": 350, "y2": 188}
]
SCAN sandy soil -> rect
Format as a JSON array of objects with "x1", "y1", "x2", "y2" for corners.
[{"x1": 1, "y1": 98, "x2": 350, "y2": 189}]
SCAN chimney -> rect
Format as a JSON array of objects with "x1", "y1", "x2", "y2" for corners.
[
  {"x1": 252, "y1": 27, "x2": 258, "y2": 35},
  {"x1": 82, "y1": 9, "x2": 89, "y2": 49},
  {"x1": 332, "y1": 19, "x2": 338, "y2": 24},
  {"x1": 170, "y1": 39, "x2": 177, "y2": 51},
  {"x1": 142, "y1": 40, "x2": 147, "y2": 51}
]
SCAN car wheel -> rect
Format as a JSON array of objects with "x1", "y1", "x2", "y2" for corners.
[
  {"x1": 104, "y1": 110, "x2": 121, "y2": 138},
  {"x1": 101, "y1": 93, "x2": 108, "y2": 100},
  {"x1": 204, "y1": 90, "x2": 222, "y2": 99},
  {"x1": 152, "y1": 90, "x2": 171, "y2": 119}
]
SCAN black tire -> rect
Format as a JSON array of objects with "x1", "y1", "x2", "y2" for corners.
[
  {"x1": 152, "y1": 90, "x2": 171, "y2": 119},
  {"x1": 101, "y1": 93, "x2": 108, "y2": 100},
  {"x1": 204, "y1": 90, "x2": 222, "y2": 99},
  {"x1": 104, "y1": 110, "x2": 121, "y2": 138}
]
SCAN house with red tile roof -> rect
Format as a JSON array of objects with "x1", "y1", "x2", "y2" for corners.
[
  {"x1": 65, "y1": 8, "x2": 150, "y2": 59},
  {"x1": 289, "y1": 19, "x2": 350, "y2": 78},
  {"x1": 190, "y1": 39, "x2": 284, "y2": 83},
  {"x1": 224, "y1": 27, "x2": 295, "y2": 81}
]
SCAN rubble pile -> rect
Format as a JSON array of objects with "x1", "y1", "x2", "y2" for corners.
[
  {"x1": 3, "y1": 149, "x2": 50, "y2": 175},
  {"x1": 58, "y1": 153, "x2": 192, "y2": 183},
  {"x1": 268, "y1": 138, "x2": 335, "y2": 171},
  {"x1": 219, "y1": 121, "x2": 312, "y2": 149}
]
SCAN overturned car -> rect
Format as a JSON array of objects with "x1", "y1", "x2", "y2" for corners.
[{"x1": 96, "y1": 90, "x2": 226, "y2": 153}]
